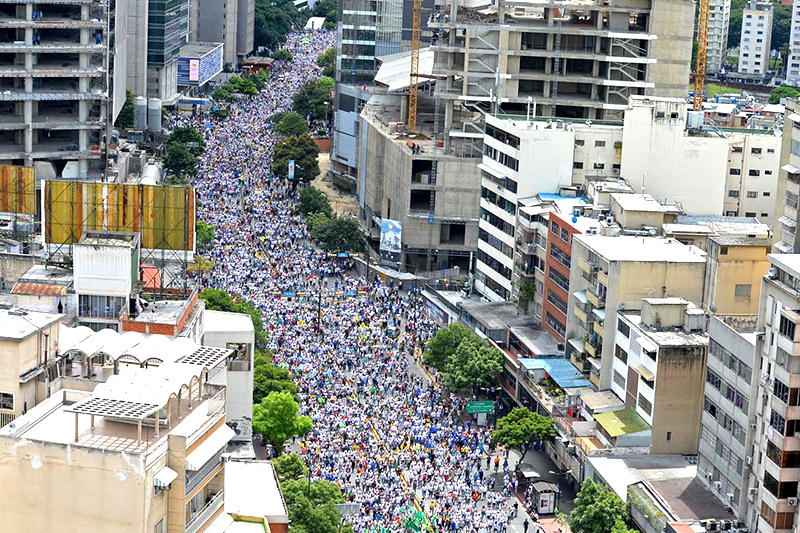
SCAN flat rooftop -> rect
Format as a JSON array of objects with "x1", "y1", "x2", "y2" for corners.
[
  {"x1": 769, "y1": 253, "x2": 800, "y2": 279},
  {"x1": 225, "y1": 461, "x2": 289, "y2": 523},
  {"x1": 575, "y1": 235, "x2": 707, "y2": 263},
  {"x1": 622, "y1": 311, "x2": 708, "y2": 347},
  {"x1": 674, "y1": 215, "x2": 771, "y2": 237},
  {"x1": 204, "y1": 310, "x2": 255, "y2": 335},
  {"x1": 520, "y1": 356, "x2": 594, "y2": 389},
  {"x1": 594, "y1": 409, "x2": 650, "y2": 437},
  {"x1": 78, "y1": 230, "x2": 139, "y2": 247},
  {"x1": 0, "y1": 308, "x2": 62, "y2": 341},
  {"x1": 375, "y1": 47, "x2": 436, "y2": 92},
  {"x1": 179, "y1": 41, "x2": 223, "y2": 58},
  {"x1": 611, "y1": 193, "x2": 673, "y2": 213},
  {"x1": 662, "y1": 223, "x2": 717, "y2": 236},
  {"x1": 17, "y1": 264, "x2": 73, "y2": 284},
  {"x1": 580, "y1": 389, "x2": 625, "y2": 411},
  {"x1": 132, "y1": 299, "x2": 187, "y2": 325},
  {"x1": 508, "y1": 324, "x2": 561, "y2": 355},
  {"x1": 709, "y1": 235, "x2": 771, "y2": 247}
]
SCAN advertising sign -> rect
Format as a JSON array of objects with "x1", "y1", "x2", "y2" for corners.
[
  {"x1": 379, "y1": 219, "x2": 402, "y2": 265},
  {"x1": 288, "y1": 160, "x2": 295, "y2": 182},
  {"x1": 189, "y1": 59, "x2": 200, "y2": 82}
]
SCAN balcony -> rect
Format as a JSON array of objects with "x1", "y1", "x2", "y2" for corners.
[
  {"x1": 571, "y1": 351, "x2": 588, "y2": 372},
  {"x1": 597, "y1": 270, "x2": 608, "y2": 286},
  {"x1": 587, "y1": 288, "x2": 604, "y2": 307},
  {"x1": 186, "y1": 490, "x2": 224, "y2": 533},
  {"x1": 574, "y1": 306, "x2": 590, "y2": 324},
  {"x1": 584, "y1": 339, "x2": 598, "y2": 357},
  {"x1": 578, "y1": 255, "x2": 595, "y2": 275},
  {"x1": 593, "y1": 320, "x2": 605, "y2": 337},
  {"x1": 518, "y1": 240, "x2": 537, "y2": 255}
]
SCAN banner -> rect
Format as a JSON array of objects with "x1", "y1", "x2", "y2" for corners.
[{"x1": 379, "y1": 219, "x2": 402, "y2": 265}]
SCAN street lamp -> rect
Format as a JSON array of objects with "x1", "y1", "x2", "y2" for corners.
[{"x1": 317, "y1": 268, "x2": 324, "y2": 339}]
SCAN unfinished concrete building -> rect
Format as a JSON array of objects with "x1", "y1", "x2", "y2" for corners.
[
  {"x1": 0, "y1": 0, "x2": 127, "y2": 179},
  {"x1": 427, "y1": 0, "x2": 695, "y2": 120}
]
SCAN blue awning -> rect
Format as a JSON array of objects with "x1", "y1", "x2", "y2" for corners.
[{"x1": 573, "y1": 290, "x2": 588, "y2": 304}]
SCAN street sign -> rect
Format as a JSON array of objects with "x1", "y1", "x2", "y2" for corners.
[
  {"x1": 335, "y1": 503, "x2": 362, "y2": 516},
  {"x1": 465, "y1": 401, "x2": 495, "y2": 414}
]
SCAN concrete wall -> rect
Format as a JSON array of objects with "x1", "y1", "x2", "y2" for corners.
[
  {"x1": 651, "y1": 344, "x2": 707, "y2": 454},
  {"x1": 703, "y1": 242, "x2": 770, "y2": 315},
  {"x1": 74, "y1": 244, "x2": 133, "y2": 297},
  {"x1": 723, "y1": 132, "x2": 781, "y2": 224},
  {"x1": 645, "y1": 0, "x2": 696, "y2": 98},
  {"x1": 0, "y1": 321, "x2": 61, "y2": 417},
  {"x1": 0, "y1": 252, "x2": 38, "y2": 290}
]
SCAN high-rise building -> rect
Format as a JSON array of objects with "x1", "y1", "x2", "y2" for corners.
[
  {"x1": 772, "y1": 98, "x2": 800, "y2": 252},
  {"x1": 0, "y1": 0, "x2": 128, "y2": 178},
  {"x1": 738, "y1": 0, "x2": 773, "y2": 77},
  {"x1": 192, "y1": 0, "x2": 254, "y2": 66},
  {"x1": 707, "y1": 0, "x2": 731, "y2": 74}
]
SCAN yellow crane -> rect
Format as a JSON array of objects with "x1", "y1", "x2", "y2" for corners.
[
  {"x1": 408, "y1": 0, "x2": 423, "y2": 132},
  {"x1": 693, "y1": 0, "x2": 710, "y2": 111}
]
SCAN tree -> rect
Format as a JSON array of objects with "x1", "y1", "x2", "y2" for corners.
[
  {"x1": 312, "y1": 0, "x2": 337, "y2": 23},
  {"x1": 317, "y1": 47, "x2": 336, "y2": 77},
  {"x1": 492, "y1": 407, "x2": 555, "y2": 451},
  {"x1": 273, "y1": 133, "x2": 320, "y2": 184},
  {"x1": 254, "y1": 354, "x2": 299, "y2": 404},
  {"x1": 196, "y1": 220, "x2": 215, "y2": 250},
  {"x1": 273, "y1": 452, "x2": 308, "y2": 481},
  {"x1": 772, "y1": 1, "x2": 792, "y2": 53},
  {"x1": 521, "y1": 281, "x2": 536, "y2": 301},
  {"x1": 423, "y1": 323, "x2": 471, "y2": 370},
  {"x1": 306, "y1": 211, "x2": 330, "y2": 235},
  {"x1": 443, "y1": 336, "x2": 503, "y2": 394},
  {"x1": 272, "y1": 49, "x2": 293, "y2": 61},
  {"x1": 611, "y1": 519, "x2": 637, "y2": 533},
  {"x1": 293, "y1": 77, "x2": 335, "y2": 122},
  {"x1": 163, "y1": 143, "x2": 197, "y2": 179},
  {"x1": 298, "y1": 186, "x2": 332, "y2": 217},
  {"x1": 275, "y1": 112, "x2": 310, "y2": 137},
  {"x1": 116, "y1": 89, "x2": 135, "y2": 128},
  {"x1": 281, "y1": 478, "x2": 352, "y2": 533},
  {"x1": 769, "y1": 85, "x2": 800, "y2": 104},
  {"x1": 211, "y1": 107, "x2": 229, "y2": 120},
  {"x1": 254, "y1": 1, "x2": 292, "y2": 52},
  {"x1": 312, "y1": 215, "x2": 366, "y2": 252},
  {"x1": 252, "y1": 391, "x2": 312, "y2": 454},
  {"x1": 569, "y1": 479, "x2": 629, "y2": 533},
  {"x1": 167, "y1": 126, "x2": 206, "y2": 155}
]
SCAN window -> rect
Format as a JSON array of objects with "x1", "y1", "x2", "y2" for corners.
[
  {"x1": 547, "y1": 289, "x2": 568, "y2": 314},
  {"x1": 749, "y1": 170, "x2": 761, "y2": 177},
  {"x1": 745, "y1": 212, "x2": 756, "y2": 217},
  {"x1": 595, "y1": 140, "x2": 606, "y2": 147},
  {"x1": 707, "y1": 369, "x2": 722, "y2": 390},
  {"x1": 704, "y1": 397, "x2": 718, "y2": 419},
  {"x1": 729, "y1": 168, "x2": 741, "y2": 175},
  {"x1": 0, "y1": 392, "x2": 12, "y2": 411},
  {"x1": 762, "y1": 213, "x2": 769, "y2": 218},
  {"x1": 732, "y1": 146, "x2": 743, "y2": 153},
  {"x1": 735, "y1": 284, "x2": 752, "y2": 297},
  {"x1": 752, "y1": 148, "x2": 762, "y2": 154},
  {"x1": 155, "y1": 520, "x2": 165, "y2": 533},
  {"x1": 780, "y1": 315, "x2": 797, "y2": 340},
  {"x1": 666, "y1": 431, "x2": 672, "y2": 441},
  {"x1": 729, "y1": 190, "x2": 740, "y2": 198},
  {"x1": 613, "y1": 370, "x2": 626, "y2": 388},
  {"x1": 574, "y1": 161, "x2": 584, "y2": 169},
  {"x1": 551, "y1": 222, "x2": 559, "y2": 235},
  {"x1": 618, "y1": 320, "x2": 630, "y2": 337},
  {"x1": 764, "y1": 192, "x2": 771, "y2": 197},
  {"x1": 768, "y1": 148, "x2": 775, "y2": 153},
  {"x1": 548, "y1": 267, "x2": 570, "y2": 292},
  {"x1": 771, "y1": 409, "x2": 786, "y2": 435},
  {"x1": 615, "y1": 344, "x2": 628, "y2": 363},
  {"x1": 593, "y1": 163, "x2": 605, "y2": 170},
  {"x1": 545, "y1": 312, "x2": 566, "y2": 337},
  {"x1": 747, "y1": 191, "x2": 758, "y2": 198},
  {"x1": 576, "y1": 139, "x2": 585, "y2": 146},
  {"x1": 720, "y1": 246, "x2": 728, "y2": 255},
  {"x1": 560, "y1": 227, "x2": 569, "y2": 242},
  {"x1": 638, "y1": 394, "x2": 653, "y2": 416}
]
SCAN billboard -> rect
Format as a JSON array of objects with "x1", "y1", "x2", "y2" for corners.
[
  {"x1": 379, "y1": 219, "x2": 402, "y2": 265},
  {"x1": 0, "y1": 164, "x2": 36, "y2": 215},
  {"x1": 189, "y1": 59, "x2": 200, "y2": 82},
  {"x1": 43, "y1": 181, "x2": 196, "y2": 252},
  {"x1": 177, "y1": 43, "x2": 224, "y2": 87}
]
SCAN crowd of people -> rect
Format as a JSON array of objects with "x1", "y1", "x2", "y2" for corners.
[{"x1": 178, "y1": 30, "x2": 529, "y2": 533}]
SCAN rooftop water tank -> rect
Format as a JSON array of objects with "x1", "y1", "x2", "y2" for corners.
[
  {"x1": 134, "y1": 96, "x2": 147, "y2": 131},
  {"x1": 147, "y1": 98, "x2": 162, "y2": 132}
]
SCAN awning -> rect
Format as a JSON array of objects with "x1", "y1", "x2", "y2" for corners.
[
  {"x1": 783, "y1": 164, "x2": 800, "y2": 175},
  {"x1": 154, "y1": 466, "x2": 178, "y2": 489},
  {"x1": 592, "y1": 307, "x2": 606, "y2": 321},
  {"x1": 788, "y1": 113, "x2": 800, "y2": 122},
  {"x1": 573, "y1": 290, "x2": 588, "y2": 304},
  {"x1": 634, "y1": 364, "x2": 655, "y2": 382},
  {"x1": 185, "y1": 424, "x2": 235, "y2": 471}
]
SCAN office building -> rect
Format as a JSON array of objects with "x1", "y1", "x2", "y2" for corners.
[
  {"x1": 427, "y1": 0, "x2": 695, "y2": 121},
  {"x1": 565, "y1": 235, "x2": 707, "y2": 389},
  {"x1": 707, "y1": 0, "x2": 731, "y2": 74},
  {"x1": 789, "y1": 3, "x2": 800, "y2": 84},
  {"x1": 0, "y1": 0, "x2": 128, "y2": 179},
  {"x1": 192, "y1": 0, "x2": 254, "y2": 66},
  {"x1": 738, "y1": 0, "x2": 773, "y2": 78},
  {"x1": 697, "y1": 314, "x2": 759, "y2": 522}
]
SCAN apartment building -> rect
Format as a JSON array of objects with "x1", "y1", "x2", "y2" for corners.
[
  {"x1": 702, "y1": 236, "x2": 771, "y2": 315},
  {"x1": 565, "y1": 235, "x2": 707, "y2": 389},
  {"x1": 724, "y1": 129, "x2": 781, "y2": 224},
  {"x1": 788, "y1": 3, "x2": 800, "y2": 84},
  {"x1": 773, "y1": 99, "x2": 800, "y2": 252},
  {"x1": 697, "y1": 314, "x2": 759, "y2": 523},
  {"x1": 750, "y1": 253, "x2": 800, "y2": 533},
  {"x1": 192, "y1": 0, "x2": 254, "y2": 66},
  {"x1": 613, "y1": 298, "x2": 708, "y2": 455},
  {"x1": 0, "y1": 0, "x2": 127, "y2": 179},
  {"x1": 707, "y1": 0, "x2": 731, "y2": 74},
  {"x1": 428, "y1": 0, "x2": 695, "y2": 121},
  {"x1": 738, "y1": 0, "x2": 773, "y2": 78}
]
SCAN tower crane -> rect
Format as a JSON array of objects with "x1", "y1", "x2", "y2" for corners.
[
  {"x1": 693, "y1": 0, "x2": 710, "y2": 111},
  {"x1": 408, "y1": 0, "x2": 423, "y2": 132}
]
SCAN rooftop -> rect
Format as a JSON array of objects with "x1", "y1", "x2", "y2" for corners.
[
  {"x1": 589, "y1": 455, "x2": 732, "y2": 521},
  {"x1": 77, "y1": 230, "x2": 140, "y2": 248},
  {"x1": 16, "y1": 264, "x2": 73, "y2": 285},
  {"x1": 594, "y1": 409, "x2": 650, "y2": 437},
  {"x1": 580, "y1": 390, "x2": 625, "y2": 412},
  {"x1": 575, "y1": 235, "x2": 707, "y2": 263},
  {"x1": 611, "y1": 193, "x2": 674, "y2": 213},
  {"x1": 374, "y1": 47, "x2": 436, "y2": 93},
  {"x1": 131, "y1": 299, "x2": 188, "y2": 325},
  {"x1": 507, "y1": 325, "x2": 561, "y2": 355},
  {"x1": 179, "y1": 41, "x2": 223, "y2": 59},
  {"x1": 0, "y1": 308, "x2": 62, "y2": 341},
  {"x1": 11, "y1": 282, "x2": 67, "y2": 296},
  {"x1": 662, "y1": 223, "x2": 718, "y2": 236},
  {"x1": 225, "y1": 461, "x2": 289, "y2": 523},
  {"x1": 674, "y1": 215, "x2": 771, "y2": 237},
  {"x1": 520, "y1": 356, "x2": 594, "y2": 389},
  {"x1": 769, "y1": 253, "x2": 800, "y2": 279},
  {"x1": 709, "y1": 235, "x2": 771, "y2": 247},
  {"x1": 204, "y1": 310, "x2": 255, "y2": 335},
  {"x1": 623, "y1": 312, "x2": 708, "y2": 347}
]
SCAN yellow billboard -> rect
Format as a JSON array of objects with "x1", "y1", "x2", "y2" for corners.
[
  {"x1": 0, "y1": 164, "x2": 35, "y2": 215},
  {"x1": 44, "y1": 181, "x2": 195, "y2": 251}
]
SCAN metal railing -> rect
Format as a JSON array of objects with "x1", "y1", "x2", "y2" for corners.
[{"x1": 185, "y1": 490, "x2": 224, "y2": 533}]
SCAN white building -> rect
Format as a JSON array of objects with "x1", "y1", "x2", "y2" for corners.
[
  {"x1": 738, "y1": 0, "x2": 774, "y2": 77},
  {"x1": 724, "y1": 130, "x2": 781, "y2": 224},
  {"x1": 708, "y1": 0, "x2": 732, "y2": 73}
]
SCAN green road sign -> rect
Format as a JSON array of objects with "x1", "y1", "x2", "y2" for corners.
[{"x1": 466, "y1": 401, "x2": 495, "y2": 414}]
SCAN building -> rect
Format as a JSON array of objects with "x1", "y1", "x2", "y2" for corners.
[
  {"x1": 701, "y1": 236, "x2": 770, "y2": 315},
  {"x1": 724, "y1": 129, "x2": 781, "y2": 223},
  {"x1": 177, "y1": 42, "x2": 225, "y2": 90},
  {"x1": 613, "y1": 298, "x2": 708, "y2": 455},
  {"x1": 697, "y1": 314, "x2": 759, "y2": 522},
  {"x1": 192, "y1": 0, "x2": 254, "y2": 66},
  {"x1": 787, "y1": 4, "x2": 800, "y2": 84},
  {"x1": 738, "y1": 0, "x2": 774, "y2": 78},
  {"x1": 707, "y1": 0, "x2": 731, "y2": 74},
  {"x1": 664, "y1": 214, "x2": 773, "y2": 250},
  {"x1": 773, "y1": 98, "x2": 800, "y2": 252},
  {"x1": 427, "y1": 0, "x2": 695, "y2": 121},
  {"x1": 0, "y1": 0, "x2": 127, "y2": 179},
  {"x1": 750, "y1": 253, "x2": 800, "y2": 533},
  {"x1": 565, "y1": 235, "x2": 707, "y2": 389}
]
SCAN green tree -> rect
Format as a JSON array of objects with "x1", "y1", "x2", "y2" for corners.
[
  {"x1": 312, "y1": 215, "x2": 366, "y2": 252},
  {"x1": 521, "y1": 281, "x2": 536, "y2": 301},
  {"x1": 273, "y1": 133, "x2": 320, "y2": 184},
  {"x1": 275, "y1": 111, "x2": 310, "y2": 137},
  {"x1": 293, "y1": 77, "x2": 335, "y2": 122},
  {"x1": 254, "y1": 355, "x2": 299, "y2": 404},
  {"x1": 317, "y1": 47, "x2": 336, "y2": 77},
  {"x1": 196, "y1": 220, "x2": 215, "y2": 250},
  {"x1": 273, "y1": 452, "x2": 308, "y2": 481},
  {"x1": 306, "y1": 211, "x2": 330, "y2": 235},
  {"x1": 163, "y1": 143, "x2": 197, "y2": 179},
  {"x1": 727, "y1": 0, "x2": 745, "y2": 47},
  {"x1": 611, "y1": 519, "x2": 637, "y2": 533},
  {"x1": 167, "y1": 126, "x2": 206, "y2": 155},
  {"x1": 281, "y1": 478, "x2": 352, "y2": 533},
  {"x1": 769, "y1": 84, "x2": 800, "y2": 104},
  {"x1": 211, "y1": 107, "x2": 229, "y2": 120},
  {"x1": 772, "y1": 1, "x2": 792, "y2": 52},
  {"x1": 252, "y1": 391, "x2": 312, "y2": 454},
  {"x1": 254, "y1": 1, "x2": 292, "y2": 52},
  {"x1": 492, "y1": 407, "x2": 555, "y2": 451},
  {"x1": 423, "y1": 323, "x2": 471, "y2": 370},
  {"x1": 298, "y1": 186, "x2": 332, "y2": 217},
  {"x1": 272, "y1": 49, "x2": 293, "y2": 61},
  {"x1": 116, "y1": 89, "x2": 135, "y2": 128},
  {"x1": 443, "y1": 336, "x2": 503, "y2": 394},
  {"x1": 312, "y1": 0, "x2": 337, "y2": 23},
  {"x1": 199, "y1": 288, "x2": 268, "y2": 349},
  {"x1": 569, "y1": 479, "x2": 629, "y2": 533}
]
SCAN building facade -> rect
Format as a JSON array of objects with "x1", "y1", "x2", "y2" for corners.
[
  {"x1": 738, "y1": 0, "x2": 773, "y2": 77},
  {"x1": 192, "y1": 0, "x2": 253, "y2": 66},
  {"x1": 773, "y1": 98, "x2": 800, "y2": 252},
  {"x1": 707, "y1": 0, "x2": 731, "y2": 74}
]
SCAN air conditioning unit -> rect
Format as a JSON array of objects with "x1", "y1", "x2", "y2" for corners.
[
  {"x1": 726, "y1": 493, "x2": 735, "y2": 503},
  {"x1": 751, "y1": 422, "x2": 757, "y2": 429},
  {"x1": 746, "y1": 456, "x2": 752, "y2": 466},
  {"x1": 762, "y1": 392, "x2": 769, "y2": 400},
  {"x1": 789, "y1": 497, "x2": 798, "y2": 507},
  {"x1": 714, "y1": 481, "x2": 722, "y2": 490},
  {"x1": 768, "y1": 267, "x2": 778, "y2": 279},
  {"x1": 707, "y1": 519, "x2": 718, "y2": 531},
  {"x1": 706, "y1": 471, "x2": 714, "y2": 480},
  {"x1": 721, "y1": 519, "x2": 732, "y2": 530},
  {"x1": 749, "y1": 488, "x2": 758, "y2": 495}
]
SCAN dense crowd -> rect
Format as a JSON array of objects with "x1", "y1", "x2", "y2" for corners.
[{"x1": 179, "y1": 30, "x2": 526, "y2": 533}]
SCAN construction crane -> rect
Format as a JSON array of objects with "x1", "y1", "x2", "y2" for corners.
[
  {"x1": 408, "y1": 0, "x2": 423, "y2": 132},
  {"x1": 693, "y1": 0, "x2": 710, "y2": 111}
]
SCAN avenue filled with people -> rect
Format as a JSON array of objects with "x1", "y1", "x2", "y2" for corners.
[{"x1": 180, "y1": 30, "x2": 527, "y2": 532}]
